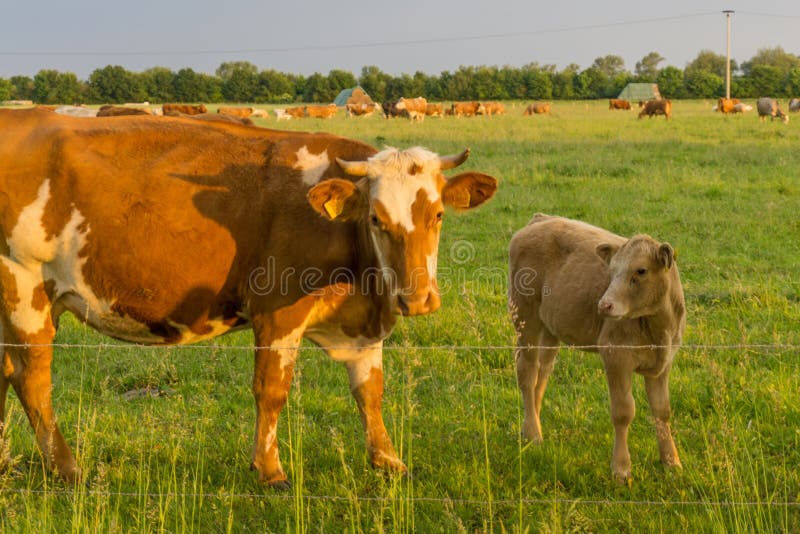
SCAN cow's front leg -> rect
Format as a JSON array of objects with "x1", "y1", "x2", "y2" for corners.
[
  {"x1": 250, "y1": 321, "x2": 301, "y2": 488},
  {"x1": 344, "y1": 343, "x2": 406, "y2": 473},
  {"x1": 602, "y1": 350, "x2": 636, "y2": 483},
  {"x1": 644, "y1": 369, "x2": 682, "y2": 470}
]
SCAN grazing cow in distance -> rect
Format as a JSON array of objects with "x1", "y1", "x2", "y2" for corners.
[
  {"x1": 346, "y1": 102, "x2": 380, "y2": 117},
  {"x1": 249, "y1": 108, "x2": 270, "y2": 118},
  {"x1": 451, "y1": 101, "x2": 486, "y2": 117},
  {"x1": 480, "y1": 102, "x2": 506, "y2": 116},
  {"x1": 395, "y1": 97, "x2": 427, "y2": 121},
  {"x1": 305, "y1": 104, "x2": 338, "y2": 119},
  {"x1": 757, "y1": 97, "x2": 789, "y2": 123},
  {"x1": 97, "y1": 105, "x2": 151, "y2": 117},
  {"x1": 0, "y1": 107, "x2": 498, "y2": 487},
  {"x1": 638, "y1": 99, "x2": 672, "y2": 120},
  {"x1": 218, "y1": 106, "x2": 254, "y2": 119},
  {"x1": 382, "y1": 100, "x2": 405, "y2": 118},
  {"x1": 716, "y1": 97, "x2": 740, "y2": 114},
  {"x1": 789, "y1": 98, "x2": 800, "y2": 112},
  {"x1": 609, "y1": 99, "x2": 632, "y2": 110},
  {"x1": 162, "y1": 103, "x2": 207, "y2": 116},
  {"x1": 523, "y1": 103, "x2": 550, "y2": 115},
  {"x1": 509, "y1": 214, "x2": 685, "y2": 483},
  {"x1": 425, "y1": 103, "x2": 444, "y2": 117},
  {"x1": 274, "y1": 109, "x2": 291, "y2": 121},
  {"x1": 179, "y1": 112, "x2": 254, "y2": 126},
  {"x1": 731, "y1": 103, "x2": 753, "y2": 114}
]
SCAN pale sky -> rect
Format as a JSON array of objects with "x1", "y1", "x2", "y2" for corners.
[{"x1": 0, "y1": 1, "x2": 798, "y2": 79}]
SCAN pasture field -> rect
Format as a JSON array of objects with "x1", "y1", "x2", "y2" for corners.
[{"x1": 0, "y1": 100, "x2": 798, "y2": 532}]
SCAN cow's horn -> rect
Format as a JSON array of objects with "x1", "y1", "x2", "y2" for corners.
[
  {"x1": 336, "y1": 158, "x2": 369, "y2": 177},
  {"x1": 439, "y1": 148, "x2": 470, "y2": 170}
]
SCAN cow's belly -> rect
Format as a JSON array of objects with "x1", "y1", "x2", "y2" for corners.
[{"x1": 56, "y1": 293, "x2": 239, "y2": 345}]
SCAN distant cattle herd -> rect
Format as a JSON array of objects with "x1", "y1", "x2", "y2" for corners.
[{"x1": 15, "y1": 96, "x2": 798, "y2": 124}]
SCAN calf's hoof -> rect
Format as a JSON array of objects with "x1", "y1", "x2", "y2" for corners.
[
  {"x1": 251, "y1": 462, "x2": 290, "y2": 490},
  {"x1": 612, "y1": 467, "x2": 633, "y2": 486},
  {"x1": 370, "y1": 451, "x2": 407, "y2": 474}
]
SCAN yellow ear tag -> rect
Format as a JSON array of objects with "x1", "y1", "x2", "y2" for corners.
[{"x1": 324, "y1": 198, "x2": 344, "y2": 219}]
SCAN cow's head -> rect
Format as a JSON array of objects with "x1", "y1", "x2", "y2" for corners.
[
  {"x1": 308, "y1": 147, "x2": 497, "y2": 316},
  {"x1": 596, "y1": 235, "x2": 676, "y2": 320}
]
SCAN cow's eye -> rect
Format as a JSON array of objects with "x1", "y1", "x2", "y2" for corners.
[
  {"x1": 436, "y1": 211, "x2": 444, "y2": 222},
  {"x1": 370, "y1": 215, "x2": 380, "y2": 227},
  {"x1": 636, "y1": 268, "x2": 647, "y2": 276}
]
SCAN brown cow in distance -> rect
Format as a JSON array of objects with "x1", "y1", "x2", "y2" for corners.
[
  {"x1": 716, "y1": 98, "x2": 740, "y2": 113},
  {"x1": 481, "y1": 102, "x2": 506, "y2": 116},
  {"x1": 451, "y1": 101, "x2": 486, "y2": 117},
  {"x1": 425, "y1": 103, "x2": 444, "y2": 117},
  {"x1": 97, "y1": 105, "x2": 151, "y2": 117},
  {"x1": 638, "y1": 99, "x2": 672, "y2": 120},
  {"x1": 523, "y1": 103, "x2": 550, "y2": 115},
  {"x1": 305, "y1": 104, "x2": 338, "y2": 119},
  {"x1": 395, "y1": 97, "x2": 427, "y2": 121},
  {"x1": 284, "y1": 106, "x2": 307, "y2": 119},
  {"x1": 0, "y1": 107, "x2": 498, "y2": 487},
  {"x1": 217, "y1": 106, "x2": 254, "y2": 118},
  {"x1": 609, "y1": 99, "x2": 632, "y2": 110},
  {"x1": 162, "y1": 103, "x2": 207, "y2": 116},
  {"x1": 509, "y1": 214, "x2": 685, "y2": 482}
]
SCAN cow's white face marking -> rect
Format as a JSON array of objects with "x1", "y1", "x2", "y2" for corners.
[
  {"x1": 368, "y1": 147, "x2": 440, "y2": 233},
  {"x1": 294, "y1": 146, "x2": 330, "y2": 186}
]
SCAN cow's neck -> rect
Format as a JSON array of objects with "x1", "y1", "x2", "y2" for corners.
[{"x1": 354, "y1": 220, "x2": 398, "y2": 338}]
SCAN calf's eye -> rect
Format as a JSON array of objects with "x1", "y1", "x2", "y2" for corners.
[{"x1": 636, "y1": 268, "x2": 647, "y2": 276}]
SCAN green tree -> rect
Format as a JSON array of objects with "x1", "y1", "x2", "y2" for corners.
[
  {"x1": 9, "y1": 75, "x2": 34, "y2": 100},
  {"x1": 685, "y1": 50, "x2": 732, "y2": 78},
  {"x1": 785, "y1": 67, "x2": 800, "y2": 96},
  {"x1": 257, "y1": 70, "x2": 295, "y2": 103},
  {"x1": 358, "y1": 66, "x2": 391, "y2": 103},
  {"x1": 592, "y1": 55, "x2": 626, "y2": 78},
  {"x1": 303, "y1": 73, "x2": 333, "y2": 102},
  {"x1": 741, "y1": 46, "x2": 800, "y2": 76},
  {"x1": 33, "y1": 70, "x2": 82, "y2": 104},
  {"x1": 635, "y1": 52, "x2": 665, "y2": 81},
  {"x1": 326, "y1": 69, "x2": 357, "y2": 97},
  {"x1": 142, "y1": 67, "x2": 175, "y2": 103},
  {"x1": 656, "y1": 66, "x2": 685, "y2": 99},
  {"x1": 523, "y1": 64, "x2": 553, "y2": 100},
  {"x1": 552, "y1": 64, "x2": 579, "y2": 99},
  {"x1": 88, "y1": 65, "x2": 146, "y2": 103},
  {"x1": 0, "y1": 78, "x2": 11, "y2": 101},
  {"x1": 216, "y1": 61, "x2": 258, "y2": 81},
  {"x1": 497, "y1": 65, "x2": 526, "y2": 100},
  {"x1": 683, "y1": 70, "x2": 723, "y2": 98},
  {"x1": 748, "y1": 64, "x2": 785, "y2": 96}
]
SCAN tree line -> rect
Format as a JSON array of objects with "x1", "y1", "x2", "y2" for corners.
[{"x1": 1, "y1": 47, "x2": 799, "y2": 105}]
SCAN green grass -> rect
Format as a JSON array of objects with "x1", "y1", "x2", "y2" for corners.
[{"x1": 1, "y1": 100, "x2": 798, "y2": 532}]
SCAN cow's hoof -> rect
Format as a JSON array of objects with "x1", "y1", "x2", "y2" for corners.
[
  {"x1": 612, "y1": 470, "x2": 633, "y2": 486},
  {"x1": 371, "y1": 452, "x2": 407, "y2": 474},
  {"x1": 267, "y1": 479, "x2": 292, "y2": 491}
]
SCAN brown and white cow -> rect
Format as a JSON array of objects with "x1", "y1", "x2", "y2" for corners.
[
  {"x1": 509, "y1": 214, "x2": 684, "y2": 482},
  {"x1": 0, "y1": 108, "x2": 498, "y2": 487},
  {"x1": 756, "y1": 97, "x2": 789, "y2": 123},
  {"x1": 162, "y1": 103, "x2": 208, "y2": 116},
  {"x1": 394, "y1": 97, "x2": 427, "y2": 122},
  {"x1": 346, "y1": 102, "x2": 380, "y2": 118},
  {"x1": 284, "y1": 106, "x2": 306, "y2": 119},
  {"x1": 638, "y1": 99, "x2": 672, "y2": 120},
  {"x1": 609, "y1": 99, "x2": 632, "y2": 110},
  {"x1": 716, "y1": 97, "x2": 740, "y2": 114}
]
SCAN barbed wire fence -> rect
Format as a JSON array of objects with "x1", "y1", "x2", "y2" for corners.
[{"x1": 0, "y1": 341, "x2": 797, "y2": 509}]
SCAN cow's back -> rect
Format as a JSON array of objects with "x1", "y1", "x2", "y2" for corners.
[
  {"x1": 509, "y1": 214, "x2": 625, "y2": 346},
  {"x1": 0, "y1": 108, "x2": 375, "y2": 343}
]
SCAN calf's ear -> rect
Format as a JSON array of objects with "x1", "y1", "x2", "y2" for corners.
[
  {"x1": 442, "y1": 172, "x2": 498, "y2": 210},
  {"x1": 307, "y1": 179, "x2": 365, "y2": 222},
  {"x1": 657, "y1": 243, "x2": 675, "y2": 270},
  {"x1": 596, "y1": 242, "x2": 621, "y2": 264}
]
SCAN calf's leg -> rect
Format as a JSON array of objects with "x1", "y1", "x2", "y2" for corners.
[
  {"x1": 644, "y1": 371, "x2": 681, "y2": 469},
  {"x1": 602, "y1": 352, "x2": 635, "y2": 482}
]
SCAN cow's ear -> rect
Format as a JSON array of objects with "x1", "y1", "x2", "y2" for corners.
[
  {"x1": 596, "y1": 242, "x2": 621, "y2": 265},
  {"x1": 307, "y1": 179, "x2": 365, "y2": 222},
  {"x1": 442, "y1": 172, "x2": 498, "y2": 210},
  {"x1": 657, "y1": 243, "x2": 675, "y2": 270}
]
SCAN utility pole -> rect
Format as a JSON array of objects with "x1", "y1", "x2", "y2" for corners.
[{"x1": 723, "y1": 10, "x2": 734, "y2": 99}]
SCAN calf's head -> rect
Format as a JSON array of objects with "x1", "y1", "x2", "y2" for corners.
[
  {"x1": 308, "y1": 147, "x2": 497, "y2": 316},
  {"x1": 596, "y1": 235, "x2": 676, "y2": 320}
]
